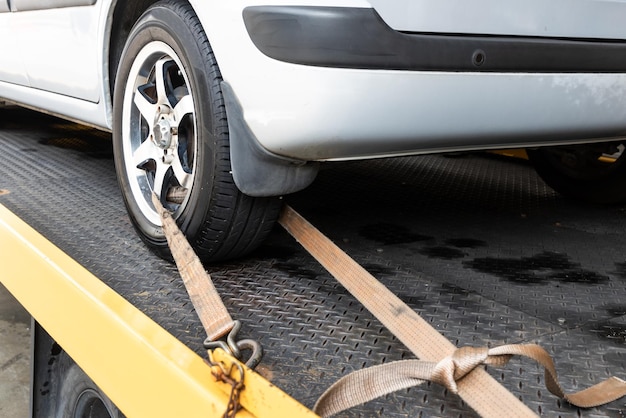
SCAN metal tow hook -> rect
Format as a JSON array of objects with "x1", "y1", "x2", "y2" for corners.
[{"x1": 204, "y1": 320, "x2": 264, "y2": 370}]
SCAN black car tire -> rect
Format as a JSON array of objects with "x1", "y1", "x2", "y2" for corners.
[
  {"x1": 112, "y1": 1, "x2": 281, "y2": 262},
  {"x1": 527, "y1": 143, "x2": 626, "y2": 204}
]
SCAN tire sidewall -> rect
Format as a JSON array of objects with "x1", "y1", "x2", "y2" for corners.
[
  {"x1": 55, "y1": 362, "x2": 120, "y2": 418},
  {"x1": 112, "y1": 3, "x2": 225, "y2": 248}
]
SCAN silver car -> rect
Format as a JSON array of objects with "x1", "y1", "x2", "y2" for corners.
[{"x1": 2, "y1": 0, "x2": 626, "y2": 261}]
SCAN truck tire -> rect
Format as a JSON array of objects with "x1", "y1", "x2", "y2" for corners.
[
  {"x1": 112, "y1": 0, "x2": 281, "y2": 262},
  {"x1": 55, "y1": 360, "x2": 123, "y2": 418},
  {"x1": 527, "y1": 142, "x2": 626, "y2": 204},
  {"x1": 32, "y1": 323, "x2": 123, "y2": 418}
]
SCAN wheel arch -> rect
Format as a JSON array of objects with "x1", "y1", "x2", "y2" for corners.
[
  {"x1": 107, "y1": 0, "x2": 215, "y2": 99},
  {"x1": 105, "y1": 0, "x2": 318, "y2": 197},
  {"x1": 107, "y1": 0, "x2": 163, "y2": 100}
]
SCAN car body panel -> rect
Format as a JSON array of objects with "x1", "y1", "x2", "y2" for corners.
[
  {"x1": 368, "y1": 0, "x2": 626, "y2": 39},
  {"x1": 242, "y1": 6, "x2": 626, "y2": 73},
  {"x1": 220, "y1": 68, "x2": 626, "y2": 161},
  {"x1": 190, "y1": 1, "x2": 626, "y2": 160},
  {"x1": 0, "y1": 14, "x2": 30, "y2": 86},
  {"x1": 11, "y1": 6, "x2": 102, "y2": 102},
  {"x1": 0, "y1": 79, "x2": 109, "y2": 129},
  {"x1": 11, "y1": 0, "x2": 97, "y2": 11},
  {"x1": 1, "y1": 0, "x2": 626, "y2": 164}
]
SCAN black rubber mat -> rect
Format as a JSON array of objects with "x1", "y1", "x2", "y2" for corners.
[{"x1": 1, "y1": 108, "x2": 624, "y2": 417}]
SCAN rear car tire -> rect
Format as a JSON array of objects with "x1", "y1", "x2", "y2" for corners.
[
  {"x1": 112, "y1": 1, "x2": 281, "y2": 262},
  {"x1": 527, "y1": 142, "x2": 626, "y2": 204}
]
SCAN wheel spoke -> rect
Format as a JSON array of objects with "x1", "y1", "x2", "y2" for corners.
[
  {"x1": 132, "y1": 138, "x2": 158, "y2": 168},
  {"x1": 173, "y1": 94, "x2": 194, "y2": 124},
  {"x1": 154, "y1": 58, "x2": 172, "y2": 106},
  {"x1": 133, "y1": 87, "x2": 157, "y2": 124},
  {"x1": 172, "y1": 155, "x2": 192, "y2": 189},
  {"x1": 152, "y1": 160, "x2": 169, "y2": 197}
]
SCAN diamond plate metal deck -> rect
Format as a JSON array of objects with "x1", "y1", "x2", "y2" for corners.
[{"x1": 1, "y1": 108, "x2": 624, "y2": 417}]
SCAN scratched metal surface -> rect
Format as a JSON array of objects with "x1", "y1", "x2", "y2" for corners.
[{"x1": 0, "y1": 108, "x2": 624, "y2": 417}]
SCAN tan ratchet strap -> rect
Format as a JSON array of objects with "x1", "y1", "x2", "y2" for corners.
[
  {"x1": 151, "y1": 193, "x2": 235, "y2": 341},
  {"x1": 278, "y1": 204, "x2": 626, "y2": 417},
  {"x1": 153, "y1": 192, "x2": 262, "y2": 417}
]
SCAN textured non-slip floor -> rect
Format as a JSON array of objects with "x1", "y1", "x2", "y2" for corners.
[{"x1": 0, "y1": 108, "x2": 624, "y2": 417}]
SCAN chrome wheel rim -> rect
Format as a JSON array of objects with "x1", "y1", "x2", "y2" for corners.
[{"x1": 121, "y1": 41, "x2": 197, "y2": 226}]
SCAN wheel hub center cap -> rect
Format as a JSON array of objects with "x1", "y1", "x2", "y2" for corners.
[{"x1": 154, "y1": 117, "x2": 172, "y2": 149}]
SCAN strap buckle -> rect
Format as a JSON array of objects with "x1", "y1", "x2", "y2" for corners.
[{"x1": 204, "y1": 320, "x2": 263, "y2": 369}]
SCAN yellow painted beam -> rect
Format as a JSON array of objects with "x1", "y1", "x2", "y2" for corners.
[
  {"x1": 0, "y1": 204, "x2": 315, "y2": 418},
  {"x1": 489, "y1": 149, "x2": 528, "y2": 160},
  {"x1": 210, "y1": 349, "x2": 318, "y2": 418}
]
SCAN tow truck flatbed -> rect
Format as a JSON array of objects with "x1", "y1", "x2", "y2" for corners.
[{"x1": 1, "y1": 108, "x2": 625, "y2": 417}]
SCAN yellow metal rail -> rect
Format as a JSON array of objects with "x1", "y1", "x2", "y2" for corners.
[
  {"x1": 489, "y1": 149, "x2": 528, "y2": 159},
  {"x1": 0, "y1": 204, "x2": 315, "y2": 418}
]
